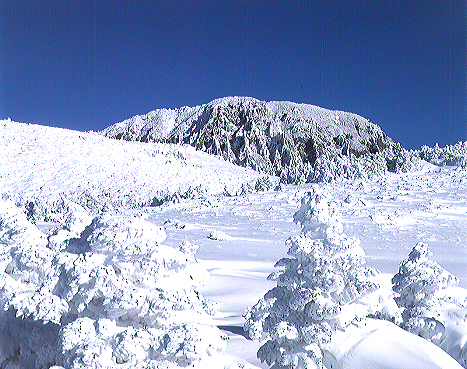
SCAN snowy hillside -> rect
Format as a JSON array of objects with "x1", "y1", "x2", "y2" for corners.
[
  {"x1": 0, "y1": 119, "x2": 275, "y2": 218},
  {"x1": 101, "y1": 97, "x2": 397, "y2": 183},
  {"x1": 0, "y1": 118, "x2": 466, "y2": 368}
]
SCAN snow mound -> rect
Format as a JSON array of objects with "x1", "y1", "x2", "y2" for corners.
[
  {"x1": 0, "y1": 119, "x2": 276, "y2": 219},
  {"x1": 335, "y1": 319, "x2": 463, "y2": 369},
  {"x1": 0, "y1": 199, "x2": 228, "y2": 368}
]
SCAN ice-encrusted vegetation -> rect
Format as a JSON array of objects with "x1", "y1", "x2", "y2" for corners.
[
  {"x1": 101, "y1": 97, "x2": 441, "y2": 184},
  {"x1": 102, "y1": 97, "x2": 397, "y2": 184},
  {"x1": 392, "y1": 243, "x2": 467, "y2": 367},
  {"x1": 244, "y1": 188, "x2": 399, "y2": 368},
  {"x1": 0, "y1": 199, "x2": 227, "y2": 368},
  {"x1": 418, "y1": 141, "x2": 467, "y2": 168},
  {"x1": 288, "y1": 143, "x2": 423, "y2": 184}
]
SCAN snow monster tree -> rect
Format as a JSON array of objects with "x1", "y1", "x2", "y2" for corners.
[
  {"x1": 391, "y1": 242, "x2": 467, "y2": 369},
  {"x1": 0, "y1": 199, "x2": 226, "y2": 368},
  {"x1": 392, "y1": 242, "x2": 459, "y2": 342},
  {"x1": 244, "y1": 187, "x2": 387, "y2": 369}
]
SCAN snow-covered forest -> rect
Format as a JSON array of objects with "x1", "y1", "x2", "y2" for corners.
[{"x1": 1, "y1": 101, "x2": 466, "y2": 369}]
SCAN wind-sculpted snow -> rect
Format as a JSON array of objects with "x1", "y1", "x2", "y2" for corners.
[
  {"x1": 0, "y1": 199, "x2": 227, "y2": 368},
  {"x1": 244, "y1": 188, "x2": 399, "y2": 368},
  {"x1": 392, "y1": 243, "x2": 467, "y2": 367},
  {"x1": 102, "y1": 97, "x2": 401, "y2": 184},
  {"x1": 0, "y1": 119, "x2": 275, "y2": 220}
]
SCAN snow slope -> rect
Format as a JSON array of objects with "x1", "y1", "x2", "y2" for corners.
[
  {"x1": 0, "y1": 119, "x2": 466, "y2": 368},
  {"x1": 0, "y1": 119, "x2": 275, "y2": 215}
]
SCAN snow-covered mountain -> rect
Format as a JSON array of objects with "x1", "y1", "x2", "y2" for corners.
[{"x1": 101, "y1": 97, "x2": 396, "y2": 183}]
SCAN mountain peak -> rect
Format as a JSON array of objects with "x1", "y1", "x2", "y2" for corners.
[{"x1": 101, "y1": 97, "x2": 396, "y2": 183}]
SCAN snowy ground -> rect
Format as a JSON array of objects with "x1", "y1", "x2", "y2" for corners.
[
  {"x1": 0, "y1": 120, "x2": 466, "y2": 368},
  {"x1": 144, "y1": 169, "x2": 467, "y2": 367},
  {"x1": 0, "y1": 120, "x2": 271, "y2": 213}
]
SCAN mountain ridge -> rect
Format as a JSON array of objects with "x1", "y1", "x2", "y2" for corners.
[{"x1": 101, "y1": 97, "x2": 396, "y2": 182}]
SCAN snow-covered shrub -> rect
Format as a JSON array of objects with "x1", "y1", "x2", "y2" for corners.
[
  {"x1": 278, "y1": 153, "x2": 388, "y2": 184},
  {"x1": 208, "y1": 230, "x2": 234, "y2": 241},
  {"x1": 384, "y1": 144, "x2": 423, "y2": 173},
  {"x1": 392, "y1": 243, "x2": 467, "y2": 367},
  {"x1": 311, "y1": 153, "x2": 388, "y2": 183},
  {"x1": 277, "y1": 143, "x2": 425, "y2": 184},
  {"x1": 254, "y1": 175, "x2": 276, "y2": 192},
  {"x1": 27, "y1": 196, "x2": 93, "y2": 237},
  {"x1": 279, "y1": 162, "x2": 314, "y2": 184},
  {"x1": 392, "y1": 243, "x2": 458, "y2": 337},
  {"x1": 0, "y1": 199, "x2": 225, "y2": 368},
  {"x1": 419, "y1": 141, "x2": 467, "y2": 167},
  {"x1": 244, "y1": 188, "x2": 393, "y2": 369}
]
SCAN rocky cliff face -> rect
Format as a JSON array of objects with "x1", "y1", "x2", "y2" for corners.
[{"x1": 101, "y1": 97, "x2": 396, "y2": 182}]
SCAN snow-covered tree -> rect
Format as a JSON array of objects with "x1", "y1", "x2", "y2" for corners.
[
  {"x1": 392, "y1": 242, "x2": 460, "y2": 342},
  {"x1": 244, "y1": 187, "x2": 389, "y2": 369},
  {"x1": 384, "y1": 143, "x2": 423, "y2": 173},
  {"x1": 419, "y1": 141, "x2": 467, "y2": 168},
  {"x1": 0, "y1": 199, "x2": 225, "y2": 368},
  {"x1": 392, "y1": 243, "x2": 467, "y2": 367}
]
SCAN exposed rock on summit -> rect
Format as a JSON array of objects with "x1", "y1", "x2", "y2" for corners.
[{"x1": 101, "y1": 97, "x2": 396, "y2": 182}]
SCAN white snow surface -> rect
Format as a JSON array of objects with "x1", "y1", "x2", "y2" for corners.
[
  {"x1": 0, "y1": 120, "x2": 274, "y2": 214},
  {"x1": 0, "y1": 119, "x2": 466, "y2": 368}
]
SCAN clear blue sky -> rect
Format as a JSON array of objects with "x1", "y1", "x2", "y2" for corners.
[{"x1": 1, "y1": 1, "x2": 465, "y2": 149}]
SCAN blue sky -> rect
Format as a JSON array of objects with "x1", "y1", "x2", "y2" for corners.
[{"x1": 1, "y1": 0, "x2": 465, "y2": 149}]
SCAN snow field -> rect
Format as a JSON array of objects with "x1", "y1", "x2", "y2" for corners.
[
  {"x1": 145, "y1": 181, "x2": 467, "y2": 368},
  {"x1": 0, "y1": 120, "x2": 466, "y2": 368}
]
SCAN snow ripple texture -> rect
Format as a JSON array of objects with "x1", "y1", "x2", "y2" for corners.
[{"x1": 0, "y1": 199, "x2": 226, "y2": 368}]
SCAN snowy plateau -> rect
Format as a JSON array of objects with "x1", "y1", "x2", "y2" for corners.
[{"x1": 0, "y1": 100, "x2": 467, "y2": 369}]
